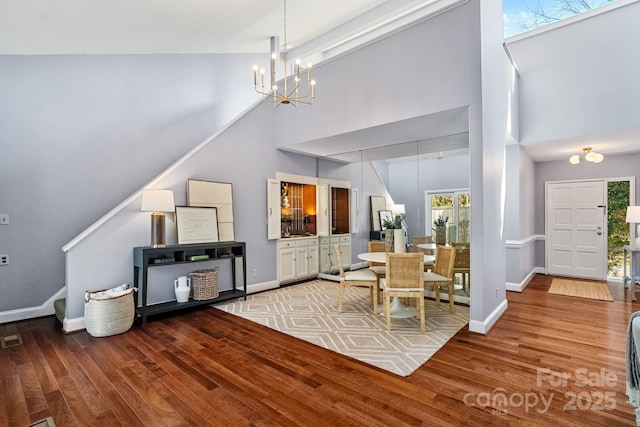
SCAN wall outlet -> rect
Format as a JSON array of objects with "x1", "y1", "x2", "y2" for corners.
[
  {"x1": 0, "y1": 214, "x2": 8, "y2": 225},
  {"x1": 252, "y1": 269, "x2": 258, "y2": 277},
  {"x1": 0, "y1": 254, "x2": 8, "y2": 265}
]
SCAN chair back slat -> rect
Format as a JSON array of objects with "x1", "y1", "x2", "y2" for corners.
[
  {"x1": 368, "y1": 241, "x2": 386, "y2": 267},
  {"x1": 385, "y1": 253, "x2": 423, "y2": 289},
  {"x1": 433, "y1": 245, "x2": 456, "y2": 279},
  {"x1": 451, "y1": 243, "x2": 470, "y2": 268}
]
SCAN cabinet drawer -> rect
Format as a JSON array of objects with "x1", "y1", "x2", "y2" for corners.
[
  {"x1": 339, "y1": 235, "x2": 351, "y2": 243},
  {"x1": 278, "y1": 240, "x2": 295, "y2": 249}
]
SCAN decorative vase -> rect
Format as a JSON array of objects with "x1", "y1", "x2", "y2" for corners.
[
  {"x1": 385, "y1": 231, "x2": 395, "y2": 252},
  {"x1": 174, "y1": 276, "x2": 191, "y2": 303},
  {"x1": 435, "y1": 225, "x2": 446, "y2": 246},
  {"x1": 393, "y1": 229, "x2": 406, "y2": 253}
]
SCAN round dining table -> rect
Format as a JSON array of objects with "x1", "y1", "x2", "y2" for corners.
[
  {"x1": 357, "y1": 252, "x2": 435, "y2": 318},
  {"x1": 416, "y1": 243, "x2": 437, "y2": 251}
]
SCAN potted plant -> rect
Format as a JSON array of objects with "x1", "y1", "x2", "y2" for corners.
[
  {"x1": 433, "y1": 215, "x2": 448, "y2": 246},
  {"x1": 383, "y1": 216, "x2": 405, "y2": 252}
]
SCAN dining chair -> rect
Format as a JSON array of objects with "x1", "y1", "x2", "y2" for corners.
[
  {"x1": 380, "y1": 252, "x2": 425, "y2": 332},
  {"x1": 410, "y1": 236, "x2": 435, "y2": 271},
  {"x1": 452, "y1": 242, "x2": 470, "y2": 292},
  {"x1": 335, "y1": 245, "x2": 379, "y2": 314},
  {"x1": 410, "y1": 236, "x2": 433, "y2": 254},
  {"x1": 424, "y1": 245, "x2": 456, "y2": 313}
]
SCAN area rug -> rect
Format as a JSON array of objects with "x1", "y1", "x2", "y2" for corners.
[
  {"x1": 214, "y1": 279, "x2": 470, "y2": 377},
  {"x1": 548, "y1": 278, "x2": 613, "y2": 302}
]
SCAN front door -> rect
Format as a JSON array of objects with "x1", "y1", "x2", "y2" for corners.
[{"x1": 546, "y1": 180, "x2": 606, "y2": 280}]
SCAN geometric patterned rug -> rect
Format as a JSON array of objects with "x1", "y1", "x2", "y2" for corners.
[{"x1": 214, "y1": 279, "x2": 470, "y2": 377}]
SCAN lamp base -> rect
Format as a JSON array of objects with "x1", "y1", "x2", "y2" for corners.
[{"x1": 150, "y1": 212, "x2": 166, "y2": 248}]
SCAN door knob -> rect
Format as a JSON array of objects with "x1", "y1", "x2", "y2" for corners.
[{"x1": 597, "y1": 231, "x2": 602, "y2": 235}]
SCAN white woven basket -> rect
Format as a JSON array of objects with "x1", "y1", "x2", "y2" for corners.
[{"x1": 85, "y1": 284, "x2": 135, "y2": 337}]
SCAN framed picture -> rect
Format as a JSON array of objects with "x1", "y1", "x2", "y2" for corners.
[
  {"x1": 379, "y1": 210, "x2": 393, "y2": 230},
  {"x1": 370, "y1": 196, "x2": 387, "y2": 231},
  {"x1": 175, "y1": 206, "x2": 219, "y2": 245},
  {"x1": 187, "y1": 179, "x2": 235, "y2": 242}
]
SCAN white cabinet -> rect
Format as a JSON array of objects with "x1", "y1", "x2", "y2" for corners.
[
  {"x1": 278, "y1": 237, "x2": 319, "y2": 284},
  {"x1": 319, "y1": 235, "x2": 351, "y2": 273}
]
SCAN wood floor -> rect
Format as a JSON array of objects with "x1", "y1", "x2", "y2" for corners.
[{"x1": 1, "y1": 274, "x2": 639, "y2": 426}]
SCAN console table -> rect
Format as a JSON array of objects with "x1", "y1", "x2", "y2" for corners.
[
  {"x1": 133, "y1": 242, "x2": 246, "y2": 324},
  {"x1": 623, "y1": 245, "x2": 640, "y2": 301}
]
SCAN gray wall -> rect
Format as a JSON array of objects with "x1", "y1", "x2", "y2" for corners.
[
  {"x1": 0, "y1": 53, "x2": 262, "y2": 312},
  {"x1": 508, "y1": 1, "x2": 640, "y2": 145}
]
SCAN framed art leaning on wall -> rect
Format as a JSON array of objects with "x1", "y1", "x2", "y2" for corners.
[
  {"x1": 175, "y1": 206, "x2": 219, "y2": 245},
  {"x1": 187, "y1": 179, "x2": 235, "y2": 242}
]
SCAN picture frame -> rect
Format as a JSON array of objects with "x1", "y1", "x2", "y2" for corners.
[
  {"x1": 187, "y1": 179, "x2": 235, "y2": 242},
  {"x1": 175, "y1": 206, "x2": 219, "y2": 245},
  {"x1": 370, "y1": 196, "x2": 387, "y2": 231},
  {"x1": 379, "y1": 210, "x2": 393, "y2": 230}
]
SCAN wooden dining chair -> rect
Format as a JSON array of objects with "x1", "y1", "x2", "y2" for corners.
[
  {"x1": 335, "y1": 245, "x2": 379, "y2": 314},
  {"x1": 381, "y1": 252, "x2": 425, "y2": 332},
  {"x1": 424, "y1": 245, "x2": 456, "y2": 313},
  {"x1": 452, "y1": 242, "x2": 470, "y2": 292}
]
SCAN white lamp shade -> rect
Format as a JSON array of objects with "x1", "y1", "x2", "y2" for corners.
[
  {"x1": 569, "y1": 155, "x2": 580, "y2": 164},
  {"x1": 626, "y1": 206, "x2": 640, "y2": 223},
  {"x1": 141, "y1": 190, "x2": 175, "y2": 212},
  {"x1": 391, "y1": 204, "x2": 406, "y2": 215}
]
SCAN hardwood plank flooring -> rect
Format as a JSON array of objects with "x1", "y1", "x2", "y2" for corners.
[{"x1": 1, "y1": 274, "x2": 639, "y2": 426}]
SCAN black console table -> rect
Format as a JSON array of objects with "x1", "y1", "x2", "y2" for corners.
[{"x1": 133, "y1": 242, "x2": 247, "y2": 324}]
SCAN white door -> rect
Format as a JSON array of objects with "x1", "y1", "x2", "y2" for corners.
[{"x1": 546, "y1": 181, "x2": 606, "y2": 280}]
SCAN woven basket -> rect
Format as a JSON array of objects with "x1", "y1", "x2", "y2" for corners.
[
  {"x1": 85, "y1": 285, "x2": 135, "y2": 337},
  {"x1": 190, "y1": 268, "x2": 219, "y2": 300}
]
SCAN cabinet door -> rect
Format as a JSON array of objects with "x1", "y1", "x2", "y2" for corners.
[
  {"x1": 295, "y1": 247, "x2": 309, "y2": 278},
  {"x1": 279, "y1": 248, "x2": 296, "y2": 282},
  {"x1": 308, "y1": 244, "x2": 319, "y2": 276},
  {"x1": 317, "y1": 183, "x2": 329, "y2": 236},
  {"x1": 267, "y1": 179, "x2": 281, "y2": 240}
]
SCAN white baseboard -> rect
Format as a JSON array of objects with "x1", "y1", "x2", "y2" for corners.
[
  {"x1": 0, "y1": 286, "x2": 65, "y2": 325},
  {"x1": 246, "y1": 280, "x2": 279, "y2": 294},
  {"x1": 469, "y1": 298, "x2": 508, "y2": 335},
  {"x1": 506, "y1": 267, "x2": 544, "y2": 292}
]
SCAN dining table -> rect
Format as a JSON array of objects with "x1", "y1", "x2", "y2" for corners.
[{"x1": 357, "y1": 252, "x2": 435, "y2": 318}]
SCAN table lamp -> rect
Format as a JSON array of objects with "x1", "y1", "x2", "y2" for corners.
[
  {"x1": 141, "y1": 189, "x2": 175, "y2": 248},
  {"x1": 626, "y1": 206, "x2": 640, "y2": 248},
  {"x1": 391, "y1": 204, "x2": 405, "y2": 218}
]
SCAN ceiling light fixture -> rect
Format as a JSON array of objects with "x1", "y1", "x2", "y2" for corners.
[
  {"x1": 252, "y1": 0, "x2": 316, "y2": 108},
  {"x1": 569, "y1": 147, "x2": 604, "y2": 165}
]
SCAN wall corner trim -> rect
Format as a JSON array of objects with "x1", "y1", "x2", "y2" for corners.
[{"x1": 469, "y1": 299, "x2": 508, "y2": 335}]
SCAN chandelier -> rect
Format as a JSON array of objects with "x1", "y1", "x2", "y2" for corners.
[
  {"x1": 569, "y1": 147, "x2": 604, "y2": 164},
  {"x1": 252, "y1": 0, "x2": 316, "y2": 107}
]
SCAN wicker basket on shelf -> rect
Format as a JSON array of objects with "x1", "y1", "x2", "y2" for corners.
[{"x1": 189, "y1": 268, "x2": 219, "y2": 300}]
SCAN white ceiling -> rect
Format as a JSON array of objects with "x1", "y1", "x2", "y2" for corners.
[
  {"x1": 0, "y1": 0, "x2": 399, "y2": 55},
  {"x1": 2, "y1": 0, "x2": 637, "y2": 163}
]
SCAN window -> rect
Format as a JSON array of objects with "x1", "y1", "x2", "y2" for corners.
[
  {"x1": 504, "y1": 0, "x2": 619, "y2": 38},
  {"x1": 426, "y1": 190, "x2": 470, "y2": 244}
]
